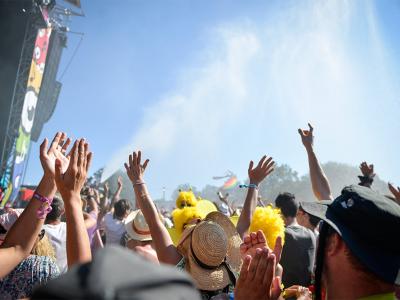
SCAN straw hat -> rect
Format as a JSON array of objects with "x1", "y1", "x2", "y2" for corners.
[
  {"x1": 124, "y1": 210, "x2": 152, "y2": 242},
  {"x1": 177, "y1": 211, "x2": 242, "y2": 291}
]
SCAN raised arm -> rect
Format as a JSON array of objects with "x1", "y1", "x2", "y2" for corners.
[
  {"x1": 358, "y1": 162, "x2": 375, "y2": 188},
  {"x1": 0, "y1": 132, "x2": 70, "y2": 277},
  {"x1": 109, "y1": 176, "x2": 123, "y2": 209},
  {"x1": 124, "y1": 151, "x2": 181, "y2": 265},
  {"x1": 236, "y1": 155, "x2": 275, "y2": 239},
  {"x1": 299, "y1": 123, "x2": 333, "y2": 200},
  {"x1": 55, "y1": 138, "x2": 92, "y2": 267}
]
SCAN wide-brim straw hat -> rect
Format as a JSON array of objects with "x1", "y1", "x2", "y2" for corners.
[
  {"x1": 124, "y1": 210, "x2": 152, "y2": 242},
  {"x1": 177, "y1": 211, "x2": 242, "y2": 291}
]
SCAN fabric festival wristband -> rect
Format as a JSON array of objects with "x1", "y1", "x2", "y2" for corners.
[
  {"x1": 133, "y1": 181, "x2": 146, "y2": 186},
  {"x1": 239, "y1": 183, "x2": 258, "y2": 189},
  {"x1": 32, "y1": 192, "x2": 53, "y2": 219}
]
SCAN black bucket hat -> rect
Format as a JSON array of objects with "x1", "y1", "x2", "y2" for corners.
[{"x1": 301, "y1": 185, "x2": 400, "y2": 285}]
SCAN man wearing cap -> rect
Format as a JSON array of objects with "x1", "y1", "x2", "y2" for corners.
[
  {"x1": 302, "y1": 185, "x2": 400, "y2": 300},
  {"x1": 120, "y1": 209, "x2": 158, "y2": 263}
]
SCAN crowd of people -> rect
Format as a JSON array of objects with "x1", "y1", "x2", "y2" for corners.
[{"x1": 0, "y1": 124, "x2": 399, "y2": 300}]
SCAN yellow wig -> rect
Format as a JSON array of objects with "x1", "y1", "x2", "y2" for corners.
[
  {"x1": 171, "y1": 206, "x2": 202, "y2": 234},
  {"x1": 249, "y1": 206, "x2": 285, "y2": 249},
  {"x1": 175, "y1": 190, "x2": 198, "y2": 209}
]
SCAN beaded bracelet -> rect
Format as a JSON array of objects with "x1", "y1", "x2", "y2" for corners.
[
  {"x1": 239, "y1": 183, "x2": 258, "y2": 189},
  {"x1": 32, "y1": 192, "x2": 53, "y2": 219}
]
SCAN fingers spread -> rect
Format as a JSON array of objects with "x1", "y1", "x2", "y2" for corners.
[
  {"x1": 86, "y1": 152, "x2": 93, "y2": 173},
  {"x1": 143, "y1": 159, "x2": 150, "y2": 170},
  {"x1": 77, "y1": 139, "x2": 85, "y2": 169},
  {"x1": 50, "y1": 132, "x2": 62, "y2": 152},
  {"x1": 61, "y1": 137, "x2": 71, "y2": 154},
  {"x1": 248, "y1": 160, "x2": 254, "y2": 172},
  {"x1": 129, "y1": 154, "x2": 133, "y2": 168},
  {"x1": 69, "y1": 140, "x2": 79, "y2": 168},
  {"x1": 257, "y1": 155, "x2": 267, "y2": 169}
]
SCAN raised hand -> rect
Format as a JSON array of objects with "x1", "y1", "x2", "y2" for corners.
[
  {"x1": 298, "y1": 123, "x2": 314, "y2": 149},
  {"x1": 55, "y1": 139, "x2": 92, "y2": 199},
  {"x1": 388, "y1": 183, "x2": 400, "y2": 201},
  {"x1": 40, "y1": 132, "x2": 71, "y2": 179},
  {"x1": 235, "y1": 248, "x2": 281, "y2": 300},
  {"x1": 240, "y1": 230, "x2": 283, "y2": 277},
  {"x1": 359, "y1": 162, "x2": 375, "y2": 178},
  {"x1": 124, "y1": 151, "x2": 149, "y2": 184},
  {"x1": 248, "y1": 155, "x2": 275, "y2": 185},
  {"x1": 117, "y1": 176, "x2": 123, "y2": 188}
]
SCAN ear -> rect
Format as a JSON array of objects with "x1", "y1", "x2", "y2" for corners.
[{"x1": 325, "y1": 232, "x2": 345, "y2": 257}]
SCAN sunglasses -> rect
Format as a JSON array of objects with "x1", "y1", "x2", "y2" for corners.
[{"x1": 38, "y1": 229, "x2": 45, "y2": 241}]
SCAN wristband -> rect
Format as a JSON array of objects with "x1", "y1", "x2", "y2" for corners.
[
  {"x1": 133, "y1": 180, "x2": 146, "y2": 186},
  {"x1": 239, "y1": 183, "x2": 258, "y2": 189},
  {"x1": 33, "y1": 192, "x2": 53, "y2": 219}
]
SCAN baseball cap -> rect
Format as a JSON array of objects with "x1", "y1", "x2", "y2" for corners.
[
  {"x1": 32, "y1": 246, "x2": 201, "y2": 300},
  {"x1": 301, "y1": 185, "x2": 400, "y2": 285}
]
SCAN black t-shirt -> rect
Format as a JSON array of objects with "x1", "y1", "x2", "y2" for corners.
[{"x1": 280, "y1": 224, "x2": 316, "y2": 288}]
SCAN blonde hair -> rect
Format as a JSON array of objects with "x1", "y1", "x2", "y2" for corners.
[
  {"x1": 31, "y1": 233, "x2": 56, "y2": 260},
  {"x1": 249, "y1": 206, "x2": 285, "y2": 249}
]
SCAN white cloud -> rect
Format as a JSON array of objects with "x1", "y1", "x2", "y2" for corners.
[{"x1": 102, "y1": 1, "x2": 399, "y2": 190}]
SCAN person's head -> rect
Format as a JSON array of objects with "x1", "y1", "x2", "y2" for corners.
[
  {"x1": 297, "y1": 205, "x2": 321, "y2": 230},
  {"x1": 45, "y1": 197, "x2": 65, "y2": 223},
  {"x1": 113, "y1": 199, "x2": 130, "y2": 220},
  {"x1": 177, "y1": 212, "x2": 241, "y2": 296},
  {"x1": 31, "y1": 230, "x2": 56, "y2": 260},
  {"x1": 302, "y1": 185, "x2": 400, "y2": 300},
  {"x1": 275, "y1": 192, "x2": 298, "y2": 225},
  {"x1": 121, "y1": 210, "x2": 157, "y2": 261}
]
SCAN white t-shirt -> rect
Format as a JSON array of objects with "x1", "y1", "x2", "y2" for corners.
[
  {"x1": 43, "y1": 222, "x2": 68, "y2": 273},
  {"x1": 101, "y1": 212, "x2": 125, "y2": 245}
]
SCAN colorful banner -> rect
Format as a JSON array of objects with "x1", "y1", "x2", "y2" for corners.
[{"x1": 3, "y1": 27, "x2": 52, "y2": 204}]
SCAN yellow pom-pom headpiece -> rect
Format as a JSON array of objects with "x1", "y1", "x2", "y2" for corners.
[
  {"x1": 249, "y1": 206, "x2": 285, "y2": 249},
  {"x1": 171, "y1": 206, "x2": 202, "y2": 234},
  {"x1": 176, "y1": 190, "x2": 198, "y2": 209}
]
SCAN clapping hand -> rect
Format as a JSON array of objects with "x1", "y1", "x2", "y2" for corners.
[
  {"x1": 248, "y1": 156, "x2": 275, "y2": 186},
  {"x1": 298, "y1": 123, "x2": 314, "y2": 150},
  {"x1": 240, "y1": 230, "x2": 283, "y2": 277},
  {"x1": 235, "y1": 248, "x2": 282, "y2": 300},
  {"x1": 124, "y1": 151, "x2": 149, "y2": 184},
  {"x1": 40, "y1": 132, "x2": 71, "y2": 180},
  {"x1": 55, "y1": 139, "x2": 92, "y2": 200}
]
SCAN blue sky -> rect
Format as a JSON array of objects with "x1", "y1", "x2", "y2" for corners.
[{"x1": 24, "y1": 0, "x2": 400, "y2": 200}]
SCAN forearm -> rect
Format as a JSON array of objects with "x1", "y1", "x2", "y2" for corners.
[
  {"x1": 110, "y1": 186, "x2": 122, "y2": 207},
  {"x1": 133, "y1": 184, "x2": 181, "y2": 264},
  {"x1": 1, "y1": 176, "x2": 56, "y2": 268},
  {"x1": 306, "y1": 147, "x2": 333, "y2": 200},
  {"x1": 236, "y1": 187, "x2": 258, "y2": 238},
  {"x1": 64, "y1": 195, "x2": 91, "y2": 267}
]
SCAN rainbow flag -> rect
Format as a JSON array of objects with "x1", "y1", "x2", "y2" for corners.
[{"x1": 222, "y1": 176, "x2": 238, "y2": 189}]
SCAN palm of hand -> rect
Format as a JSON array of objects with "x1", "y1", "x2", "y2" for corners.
[{"x1": 43, "y1": 149, "x2": 70, "y2": 175}]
